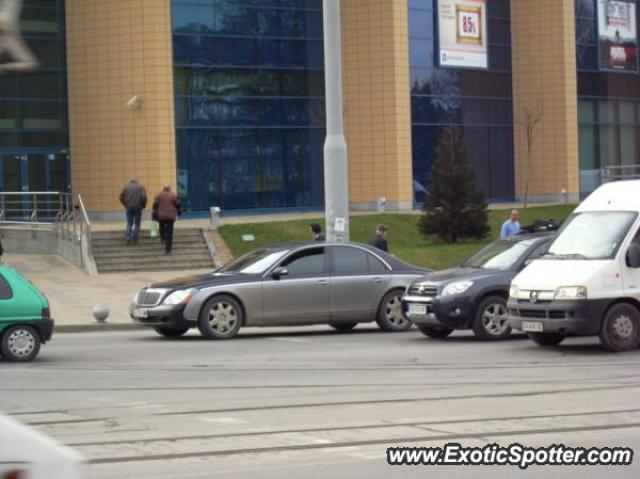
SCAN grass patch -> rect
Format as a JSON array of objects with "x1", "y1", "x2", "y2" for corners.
[{"x1": 218, "y1": 204, "x2": 577, "y2": 270}]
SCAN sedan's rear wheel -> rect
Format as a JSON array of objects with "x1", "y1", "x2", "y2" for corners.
[
  {"x1": 417, "y1": 325, "x2": 453, "y2": 338},
  {"x1": 153, "y1": 325, "x2": 190, "y2": 338},
  {"x1": 198, "y1": 295, "x2": 243, "y2": 340},
  {"x1": 376, "y1": 290, "x2": 412, "y2": 332},
  {"x1": 330, "y1": 322, "x2": 358, "y2": 332},
  {"x1": 1, "y1": 325, "x2": 41, "y2": 362},
  {"x1": 472, "y1": 295, "x2": 511, "y2": 340}
]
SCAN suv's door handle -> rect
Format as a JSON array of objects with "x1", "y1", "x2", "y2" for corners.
[{"x1": 316, "y1": 279, "x2": 329, "y2": 286}]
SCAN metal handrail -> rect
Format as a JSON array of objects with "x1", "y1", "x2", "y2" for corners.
[
  {"x1": 603, "y1": 165, "x2": 640, "y2": 182},
  {"x1": 77, "y1": 194, "x2": 93, "y2": 260}
]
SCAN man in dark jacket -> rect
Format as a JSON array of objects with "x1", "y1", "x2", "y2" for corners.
[
  {"x1": 119, "y1": 179, "x2": 147, "y2": 245},
  {"x1": 309, "y1": 223, "x2": 325, "y2": 241},
  {"x1": 153, "y1": 185, "x2": 180, "y2": 254},
  {"x1": 369, "y1": 224, "x2": 389, "y2": 253}
]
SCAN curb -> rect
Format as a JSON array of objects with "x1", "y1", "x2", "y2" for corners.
[{"x1": 55, "y1": 323, "x2": 146, "y2": 333}]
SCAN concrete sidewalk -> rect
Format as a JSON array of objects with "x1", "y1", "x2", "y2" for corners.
[{"x1": 3, "y1": 253, "x2": 212, "y2": 333}]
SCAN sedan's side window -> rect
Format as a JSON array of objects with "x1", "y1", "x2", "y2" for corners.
[
  {"x1": 282, "y1": 248, "x2": 325, "y2": 275},
  {"x1": 0, "y1": 273, "x2": 12, "y2": 299},
  {"x1": 333, "y1": 247, "x2": 368, "y2": 274},
  {"x1": 368, "y1": 254, "x2": 388, "y2": 273}
]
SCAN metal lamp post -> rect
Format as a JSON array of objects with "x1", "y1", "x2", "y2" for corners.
[{"x1": 322, "y1": 0, "x2": 349, "y2": 242}]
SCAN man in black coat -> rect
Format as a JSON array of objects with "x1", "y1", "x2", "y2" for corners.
[{"x1": 369, "y1": 224, "x2": 389, "y2": 252}]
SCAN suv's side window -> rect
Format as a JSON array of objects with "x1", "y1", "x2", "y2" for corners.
[
  {"x1": 0, "y1": 273, "x2": 12, "y2": 299},
  {"x1": 282, "y1": 248, "x2": 325, "y2": 275}
]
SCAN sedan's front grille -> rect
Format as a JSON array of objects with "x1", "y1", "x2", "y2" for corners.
[
  {"x1": 138, "y1": 291, "x2": 162, "y2": 306},
  {"x1": 408, "y1": 285, "x2": 438, "y2": 297}
]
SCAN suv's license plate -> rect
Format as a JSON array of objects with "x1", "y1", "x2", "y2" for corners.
[
  {"x1": 133, "y1": 308, "x2": 148, "y2": 319},
  {"x1": 522, "y1": 321, "x2": 543, "y2": 332},
  {"x1": 408, "y1": 304, "x2": 427, "y2": 315}
]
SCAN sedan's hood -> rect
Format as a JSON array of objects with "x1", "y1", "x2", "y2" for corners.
[
  {"x1": 415, "y1": 267, "x2": 506, "y2": 285},
  {"x1": 150, "y1": 272, "x2": 261, "y2": 290}
]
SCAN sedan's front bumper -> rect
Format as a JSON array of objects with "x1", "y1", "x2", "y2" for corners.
[{"x1": 129, "y1": 303, "x2": 195, "y2": 329}]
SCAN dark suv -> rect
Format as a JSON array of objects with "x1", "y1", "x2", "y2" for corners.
[{"x1": 402, "y1": 234, "x2": 553, "y2": 340}]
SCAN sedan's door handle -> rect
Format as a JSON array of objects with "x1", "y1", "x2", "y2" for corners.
[
  {"x1": 316, "y1": 279, "x2": 329, "y2": 286},
  {"x1": 372, "y1": 277, "x2": 384, "y2": 283}
]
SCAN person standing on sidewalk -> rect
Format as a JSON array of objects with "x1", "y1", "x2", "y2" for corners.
[
  {"x1": 119, "y1": 179, "x2": 147, "y2": 245},
  {"x1": 369, "y1": 224, "x2": 389, "y2": 253},
  {"x1": 153, "y1": 185, "x2": 180, "y2": 255},
  {"x1": 309, "y1": 223, "x2": 325, "y2": 241},
  {"x1": 500, "y1": 209, "x2": 521, "y2": 239}
]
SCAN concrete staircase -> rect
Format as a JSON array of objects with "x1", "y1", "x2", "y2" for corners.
[{"x1": 91, "y1": 228, "x2": 215, "y2": 273}]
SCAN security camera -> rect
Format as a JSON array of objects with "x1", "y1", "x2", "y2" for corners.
[{"x1": 126, "y1": 95, "x2": 142, "y2": 110}]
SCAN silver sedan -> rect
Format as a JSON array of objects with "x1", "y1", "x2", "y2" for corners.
[{"x1": 129, "y1": 242, "x2": 430, "y2": 339}]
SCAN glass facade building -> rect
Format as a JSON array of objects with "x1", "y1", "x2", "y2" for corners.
[
  {"x1": 171, "y1": 0, "x2": 326, "y2": 211},
  {"x1": 0, "y1": 0, "x2": 69, "y2": 195},
  {"x1": 408, "y1": 0, "x2": 514, "y2": 203},
  {"x1": 576, "y1": 0, "x2": 640, "y2": 195}
]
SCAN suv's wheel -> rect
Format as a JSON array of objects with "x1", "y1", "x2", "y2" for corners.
[
  {"x1": 376, "y1": 290, "x2": 412, "y2": 332},
  {"x1": 198, "y1": 295, "x2": 243, "y2": 340},
  {"x1": 599, "y1": 303, "x2": 640, "y2": 352},
  {"x1": 153, "y1": 325, "x2": 190, "y2": 338},
  {"x1": 1, "y1": 325, "x2": 41, "y2": 362},
  {"x1": 330, "y1": 322, "x2": 358, "y2": 332},
  {"x1": 417, "y1": 325, "x2": 453, "y2": 338},
  {"x1": 527, "y1": 332, "x2": 565, "y2": 346},
  {"x1": 472, "y1": 295, "x2": 511, "y2": 340}
]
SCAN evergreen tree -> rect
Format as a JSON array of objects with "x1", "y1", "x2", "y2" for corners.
[{"x1": 419, "y1": 126, "x2": 489, "y2": 243}]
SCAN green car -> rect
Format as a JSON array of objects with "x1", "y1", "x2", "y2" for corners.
[{"x1": 0, "y1": 265, "x2": 53, "y2": 362}]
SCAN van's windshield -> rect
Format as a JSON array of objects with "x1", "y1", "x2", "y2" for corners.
[{"x1": 547, "y1": 211, "x2": 637, "y2": 260}]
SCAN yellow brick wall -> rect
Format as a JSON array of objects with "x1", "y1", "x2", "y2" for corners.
[
  {"x1": 511, "y1": 0, "x2": 580, "y2": 201},
  {"x1": 341, "y1": 0, "x2": 413, "y2": 209},
  {"x1": 66, "y1": 0, "x2": 175, "y2": 214}
]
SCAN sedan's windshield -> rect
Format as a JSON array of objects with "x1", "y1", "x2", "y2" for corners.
[
  {"x1": 217, "y1": 249, "x2": 289, "y2": 274},
  {"x1": 547, "y1": 211, "x2": 637, "y2": 260},
  {"x1": 462, "y1": 239, "x2": 537, "y2": 270}
]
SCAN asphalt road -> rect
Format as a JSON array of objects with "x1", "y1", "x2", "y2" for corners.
[{"x1": 2, "y1": 325, "x2": 640, "y2": 479}]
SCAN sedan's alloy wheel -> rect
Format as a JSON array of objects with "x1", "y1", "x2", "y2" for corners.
[
  {"x1": 208, "y1": 301, "x2": 238, "y2": 333},
  {"x1": 385, "y1": 294, "x2": 406, "y2": 327}
]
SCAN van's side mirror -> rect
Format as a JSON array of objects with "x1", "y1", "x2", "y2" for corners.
[
  {"x1": 271, "y1": 267, "x2": 289, "y2": 279},
  {"x1": 626, "y1": 243, "x2": 640, "y2": 268}
]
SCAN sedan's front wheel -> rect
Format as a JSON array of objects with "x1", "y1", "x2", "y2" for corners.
[
  {"x1": 198, "y1": 295, "x2": 243, "y2": 340},
  {"x1": 376, "y1": 290, "x2": 412, "y2": 332}
]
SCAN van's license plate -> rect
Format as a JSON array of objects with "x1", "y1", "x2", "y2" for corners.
[
  {"x1": 133, "y1": 308, "x2": 148, "y2": 319},
  {"x1": 522, "y1": 321, "x2": 543, "y2": 332},
  {"x1": 408, "y1": 304, "x2": 427, "y2": 315}
]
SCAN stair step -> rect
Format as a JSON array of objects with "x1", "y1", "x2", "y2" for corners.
[
  {"x1": 98, "y1": 265, "x2": 213, "y2": 273},
  {"x1": 93, "y1": 241, "x2": 207, "y2": 250},
  {"x1": 92, "y1": 249, "x2": 211, "y2": 258},
  {"x1": 93, "y1": 230, "x2": 204, "y2": 239}
]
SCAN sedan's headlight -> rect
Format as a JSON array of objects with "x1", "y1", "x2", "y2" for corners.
[
  {"x1": 509, "y1": 285, "x2": 519, "y2": 298},
  {"x1": 163, "y1": 289, "x2": 197, "y2": 305},
  {"x1": 554, "y1": 286, "x2": 587, "y2": 300},
  {"x1": 442, "y1": 281, "x2": 473, "y2": 297}
]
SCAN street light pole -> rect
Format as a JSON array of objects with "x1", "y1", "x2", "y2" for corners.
[{"x1": 322, "y1": 0, "x2": 349, "y2": 242}]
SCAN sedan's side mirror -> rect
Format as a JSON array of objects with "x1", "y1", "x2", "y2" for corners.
[
  {"x1": 626, "y1": 243, "x2": 640, "y2": 268},
  {"x1": 271, "y1": 267, "x2": 289, "y2": 279}
]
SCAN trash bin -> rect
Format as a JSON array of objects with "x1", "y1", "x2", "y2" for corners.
[{"x1": 209, "y1": 206, "x2": 221, "y2": 230}]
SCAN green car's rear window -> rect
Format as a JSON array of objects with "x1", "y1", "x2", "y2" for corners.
[{"x1": 0, "y1": 273, "x2": 12, "y2": 299}]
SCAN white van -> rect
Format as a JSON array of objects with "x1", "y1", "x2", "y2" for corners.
[{"x1": 508, "y1": 179, "x2": 640, "y2": 352}]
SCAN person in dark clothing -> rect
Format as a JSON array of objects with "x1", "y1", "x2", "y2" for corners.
[
  {"x1": 369, "y1": 224, "x2": 389, "y2": 252},
  {"x1": 119, "y1": 179, "x2": 147, "y2": 245},
  {"x1": 153, "y1": 185, "x2": 180, "y2": 254},
  {"x1": 310, "y1": 223, "x2": 325, "y2": 241}
]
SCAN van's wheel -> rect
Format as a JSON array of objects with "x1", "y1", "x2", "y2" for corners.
[
  {"x1": 599, "y1": 303, "x2": 640, "y2": 352},
  {"x1": 330, "y1": 322, "x2": 358, "y2": 332},
  {"x1": 153, "y1": 325, "x2": 190, "y2": 338},
  {"x1": 527, "y1": 332, "x2": 565, "y2": 346},
  {"x1": 1, "y1": 325, "x2": 41, "y2": 362},
  {"x1": 417, "y1": 325, "x2": 453, "y2": 338},
  {"x1": 376, "y1": 290, "x2": 412, "y2": 332},
  {"x1": 472, "y1": 295, "x2": 511, "y2": 340},
  {"x1": 198, "y1": 295, "x2": 243, "y2": 340}
]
